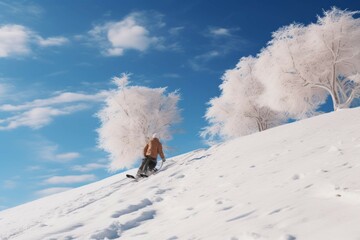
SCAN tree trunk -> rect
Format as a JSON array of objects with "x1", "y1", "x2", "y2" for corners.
[
  {"x1": 331, "y1": 63, "x2": 341, "y2": 110},
  {"x1": 256, "y1": 119, "x2": 262, "y2": 132},
  {"x1": 330, "y1": 91, "x2": 339, "y2": 111},
  {"x1": 310, "y1": 83, "x2": 339, "y2": 111}
]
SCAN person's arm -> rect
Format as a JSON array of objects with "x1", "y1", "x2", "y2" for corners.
[
  {"x1": 158, "y1": 143, "x2": 165, "y2": 161},
  {"x1": 143, "y1": 144, "x2": 149, "y2": 157}
]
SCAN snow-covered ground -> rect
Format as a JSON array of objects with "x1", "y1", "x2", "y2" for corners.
[{"x1": 1, "y1": 108, "x2": 360, "y2": 240}]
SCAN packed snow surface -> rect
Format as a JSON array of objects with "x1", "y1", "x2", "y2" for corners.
[{"x1": 1, "y1": 108, "x2": 360, "y2": 240}]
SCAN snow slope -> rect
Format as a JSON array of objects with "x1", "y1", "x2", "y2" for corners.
[{"x1": 1, "y1": 108, "x2": 360, "y2": 240}]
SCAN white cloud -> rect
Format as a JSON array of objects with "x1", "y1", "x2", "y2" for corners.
[
  {"x1": 72, "y1": 163, "x2": 107, "y2": 172},
  {"x1": 26, "y1": 165, "x2": 42, "y2": 171},
  {"x1": 0, "y1": 24, "x2": 69, "y2": 58},
  {"x1": 0, "y1": 1, "x2": 43, "y2": 17},
  {"x1": 169, "y1": 26, "x2": 185, "y2": 36},
  {"x1": 196, "y1": 50, "x2": 221, "y2": 60},
  {"x1": 43, "y1": 174, "x2": 97, "y2": 185},
  {"x1": 0, "y1": 91, "x2": 108, "y2": 130},
  {"x1": 56, "y1": 152, "x2": 81, "y2": 161},
  {"x1": 0, "y1": 91, "x2": 108, "y2": 111},
  {"x1": 89, "y1": 11, "x2": 163, "y2": 56},
  {"x1": 39, "y1": 142, "x2": 81, "y2": 163},
  {"x1": 106, "y1": 47, "x2": 124, "y2": 56},
  {"x1": 189, "y1": 50, "x2": 221, "y2": 71},
  {"x1": 189, "y1": 26, "x2": 247, "y2": 72},
  {"x1": 36, "y1": 36, "x2": 69, "y2": 47},
  {"x1": 108, "y1": 17, "x2": 151, "y2": 51},
  {"x1": 210, "y1": 27, "x2": 231, "y2": 36},
  {"x1": 0, "y1": 24, "x2": 31, "y2": 57},
  {"x1": 35, "y1": 187, "x2": 72, "y2": 197},
  {"x1": 0, "y1": 105, "x2": 87, "y2": 130},
  {"x1": 208, "y1": 27, "x2": 241, "y2": 38}
]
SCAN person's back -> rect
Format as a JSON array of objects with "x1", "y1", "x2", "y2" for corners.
[
  {"x1": 144, "y1": 137, "x2": 165, "y2": 160},
  {"x1": 136, "y1": 134, "x2": 166, "y2": 177}
]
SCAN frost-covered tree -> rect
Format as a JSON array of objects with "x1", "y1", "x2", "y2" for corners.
[
  {"x1": 97, "y1": 74, "x2": 181, "y2": 171},
  {"x1": 255, "y1": 28, "x2": 328, "y2": 118},
  {"x1": 305, "y1": 8, "x2": 360, "y2": 109},
  {"x1": 257, "y1": 8, "x2": 360, "y2": 118},
  {"x1": 201, "y1": 56, "x2": 285, "y2": 143}
]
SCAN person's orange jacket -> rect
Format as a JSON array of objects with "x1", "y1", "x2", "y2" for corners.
[{"x1": 143, "y1": 137, "x2": 165, "y2": 160}]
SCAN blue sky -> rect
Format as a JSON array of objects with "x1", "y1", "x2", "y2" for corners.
[{"x1": 0, "y1": 0, "x2": 358, "y2": 210}]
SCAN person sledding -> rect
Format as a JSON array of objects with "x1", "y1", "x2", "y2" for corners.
[{"x1": 136, "y1": 133, "x2": 166, "y2": 178}]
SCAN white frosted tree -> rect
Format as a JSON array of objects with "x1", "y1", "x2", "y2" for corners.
[
  {"x1": 97, "y1": 74, "x2": 181, "y2": 171},
  {"x1": 257, "y1": 8, "x2": 360, "y2": 118},
  {"x1": 305, "y1": 8, "x2": 360, "y2": 109},
  {"x1": 201, "y1": 56, "x2": 285, "y2": 143}
]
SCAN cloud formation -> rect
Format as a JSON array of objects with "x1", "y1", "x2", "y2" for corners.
[
  {"x1": 36, "y1": 141, "x2": 81, "y2": 163},
  {"x1": 0, "y1": 24, "x2": 31, "y2": 57},
  {"x1": 0, "y1": 106, "x2": 86, "y2": 130},
  {"x1": 89, "y1": 11, "x2": 165, "y2": 56},
  {"x1": 0, "y1": 91, "x2": 108, "y2": 130},
  {"x1": 209, "y1": 27, "x2": 231, "y2": 36},
  {"x1": 26, "y1": 165, "x2": 42, "y2": 171},
  {"x1": 72, "y1": 162, "x2": 107, "y2": 172},
  {"x1": 0, "y1": 92, "x2": 108, "y2": 111},
  {"x1": 0, "y1": 24, "x2": 69, "y2": 58},
  {"x1": 43, "y1": 174, "x2": 97, "y2": 185},
  {"x1": 0, "y1": 1, "x2": 43, "y2": 18},
  {"x1": 169, "y1": 26, "x2": 185, "y2": 36},
  {"x1": 189, "y1": 26, "x2": 247, "y2": 71},
  {"x1": 36, "y1": 36, "x2": 69, "y2": 47},
  {"x1": 189, "y1": 50, "x2": 221, "y2": 71}
]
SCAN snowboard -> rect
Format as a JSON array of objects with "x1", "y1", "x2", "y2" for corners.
[
  {"x1": 126, "y1": 173, "x2": 150, "y2": 180},
  {"x1": 126, "y1": 161, "x2": 163, "y2": 181},
  {"x1": 126, "y1": 174, "x2": 137, "y2": 179},
  {"x1": 126, "y1": 170, "x2": 157, "y2": 180}
]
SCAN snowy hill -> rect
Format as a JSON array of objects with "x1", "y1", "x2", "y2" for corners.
[{"x1": 1, "y1": 108, "x2": 360, "y2": 240}]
